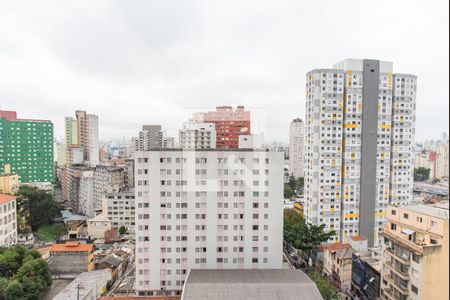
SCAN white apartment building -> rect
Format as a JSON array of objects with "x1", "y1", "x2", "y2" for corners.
[
  {"x1": 179, "y1": 122, "x2": 216, "y2": 149},
  {"x1": 102, "y1": 189, "x2": 135, "y2": 233},
  {"x1": 134, "y1": 149, "x2": 283, "y2": 296},
  {"x1": 79, "y1": 170, "x2": 95, "y2": 217},
  {"x1": 65, "y1": 116, "x2": 78, "y2": 145},
  {"x1": 304, "y1": 59, "x2": 417, "y2": 247},
  {"x1": 93, "y1": 166, "x2": 124, "y2": 212},
  {"x1": 0, "y1": 194, "x2": 17, "y2": 247},
  {"x1": 289, "y1": 118, "x2": 304, "y2": 178},
  {"x1": 436, "y1": 141, "x2": 449, "y2": 179}
]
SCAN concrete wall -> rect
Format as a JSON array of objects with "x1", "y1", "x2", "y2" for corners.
[{"x1": 50, "y1": 252, "x2": 94, "y2": 274}]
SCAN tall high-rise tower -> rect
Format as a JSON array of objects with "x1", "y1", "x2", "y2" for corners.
[
  {"x1": 0, "y1": 110, "x2": 54, "y2": 184},
  {"x1": 289, "y1": 118, "x2": 304, "y2": 178},
  {"x1": 75, "y1": 111, "x2": 99, "y2": 166},
  {"x1": 304, "y1": 59, "x2": 417, "y2": 246}
]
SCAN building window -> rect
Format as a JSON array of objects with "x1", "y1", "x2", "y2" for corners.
[
  {"x1": 411, "y1": 285, "x2": 418, "y2": 294},
  {"x1": 403, "y1": 213, "x2": 409, "y2": 219},
  {"x1": 390, "y1": 223, "x2": 397, "y2": 231}
]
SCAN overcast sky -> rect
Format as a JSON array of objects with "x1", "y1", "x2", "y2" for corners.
[{"x1": 0, "y1": 0, "x2": 448, "y2": 144}]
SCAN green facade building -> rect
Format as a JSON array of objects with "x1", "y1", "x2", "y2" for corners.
[{"x1": 0, "y1": 111, "x2": 54, "y2": 184}]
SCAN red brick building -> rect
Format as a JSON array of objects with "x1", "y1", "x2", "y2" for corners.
[{"x1": 202, "y1": 106, "x2": 250, "y2": 149}]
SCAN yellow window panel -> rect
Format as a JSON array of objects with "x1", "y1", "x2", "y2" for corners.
[
  {"x1": 375, "y1": 212, "x2": 386, "y2": 217},
  {"x1": 380, "y1": 124, "x2": 391, "y2": 129},
  {"x1": 344, "y1": 124, "x2": 358, "y2": 129},
  {"x1": 345, "y1": 213, "x2": 359, "y2": 218}
]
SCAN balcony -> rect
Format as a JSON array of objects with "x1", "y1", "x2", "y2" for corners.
[
  {"x1": 381, "y1": 229, "x2": 423, "y2": 254},
  {"x1": 385, "y1": 261, "x2": 409, "y2": 280},
  {"x1": 385, "y1": 247, "x2": 410, "y2": 265}
]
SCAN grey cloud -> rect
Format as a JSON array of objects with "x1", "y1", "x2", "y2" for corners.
[{"x1": 0, "y1": 0, "x2": 448, "y2": 143}]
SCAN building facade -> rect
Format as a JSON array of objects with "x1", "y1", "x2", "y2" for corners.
[
  {"x1": 200, "y1": 106, "x2": 251, "y2": 149},
  {"x1": 179, "y1": 122, "x2": 216, "y2": 149},
  {"x1": 0, "y1": 194, "x2": 17, "y2": 247},
  {"x1": 79, "y1": 170, "x2": 95, "y2": 217},
  {"x1": 134, "y1": 149, "x2": 283, "y2": 296},
  {"x1": 304, "y1": 59, "x2": 417, "y2": 246},
  {"x1": 102, "y1": 189, "x2": 135, "y2": 233},
  {"x1": 75, "y1": 110, "x2": 99, "y2": 166},
  {"x1": 435, "y1": 141, "x2": 449, "y2": 179},
  {"x1": 0, "y1": 110, "x2": 54, "y2": 184},
  {"x1": 93, "y1": 166, "x2": 124, "y2": 212},
  {"x1": 0, "y1": 164, "x2": 19, "y2": 195},
  {"x1": 49, "y1": 242, "x2": 95, "y2": 274},
  {"x1": 289, "y1": 118, "x2": 304, "y2": 178},
  {"x1": 64, "y1": 116, "x2": 78, "y2": 145},
  {"x1": 380, "y1": 204, "x2": 449, "y2": 300}
]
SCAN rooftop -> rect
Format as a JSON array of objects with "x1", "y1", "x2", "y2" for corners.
[
  {"x1": 0, "y1": 194, "x2": 16, "y2": 205},
  {"x1": 324, "y1": 243, "x2": 352, "y2": 252},
  {"x1": 182, "y1": 269, "x2": 323, "y2": 300},
  {"x1": 88, "y1": 214, "x2": 111, "y2": 223},
  {"x1": 50, "y1": 242, "x2": 94, "y2": 253},
  {"x1": 350, "y1": 236, "x2": 367, "y2": 241},
  {"x1": 397, "y1": 204, "x2": 449, "y2": 220}
]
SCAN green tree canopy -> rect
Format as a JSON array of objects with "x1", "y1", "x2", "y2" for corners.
[
  {"x1": 5, "y1": 280, "x2": 24, "y2": 300},
  {"x1": 284, "y1": 209, "x2": 335, "y2": 269},
  {"x1": 16, "y1": 186, "x2": 61, "y2": 230},
  {"x1": 308, "y1": 272, "x2": 339, "y2": 300},
  {"x1": 0, "y1": 245, "x2": 51, "y2": 300},
  {"x1": 414, "y1": 167, "x2": 431, "y2": 182},
  {"x1": 119, "y1": 226, "x2": 127, "y2": 235}
]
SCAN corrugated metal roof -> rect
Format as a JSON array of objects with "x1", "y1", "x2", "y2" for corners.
[{"x1": 182, "y1": 269, "x2": 323, "y2": 300}]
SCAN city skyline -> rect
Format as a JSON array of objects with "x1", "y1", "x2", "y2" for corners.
[{"x1": 0, "y1": 0, "x2": 448, "y2": 143}]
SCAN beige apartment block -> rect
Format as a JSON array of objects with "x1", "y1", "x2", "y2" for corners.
[
  {"x1": 380, "y1": 204, "x2": 449, "y2": 300},
  {"x1": 0, "y1": 164, "x2": 19, "y2": 195}
]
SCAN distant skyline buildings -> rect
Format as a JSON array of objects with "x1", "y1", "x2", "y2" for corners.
[{"x1": 288, "y1": 118, "x2": 304, "y2": 178}]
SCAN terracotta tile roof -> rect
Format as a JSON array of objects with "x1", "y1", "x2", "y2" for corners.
[
  {"x1": 324, "y1": 243, "x2": 352, "y2": 251},
  {"x1": 0, "y1": 194, "x2": 16, "y2": 205},
  {"x1": 50, "y1": 242, "x2": 94, "y2": 253},
  {"x1": 350, "y1": 236, "x2": 367, "y2": 241}
]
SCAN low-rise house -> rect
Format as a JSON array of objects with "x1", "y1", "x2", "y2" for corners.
[
  {"x1": 323, "y1": 243, "x2": 354, "y2": 294},
  {"x1": 50, "y1": 241, "x2": 94, "y2": 275},
  {"x1": 64, "y1": 215, "x2": 89, "y2": 240},
  {"x1": 0, "y1": 194, "x2": 17, "y2": 247},
  {"x1": 95, "y1": 253, "x2": 125, "y2": 280},
  {"x1": 87, "y1": 214, "x2": 112, "y2": 240}
]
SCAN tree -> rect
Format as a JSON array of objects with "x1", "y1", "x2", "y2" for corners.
[
  {"x1": 414, "y1": 167, "x2": 431, "y2": 182},
  {"x1": 16, "y1": 186, "x2": 61, "y2": 230},
  {"x1": 15, "y1": 259, "x2": 52, "y2": 300},
  {"x1": 308, "y1": 272, "x2": 339, "y2": 300},
  {"x1": 0, "y1": 246, "x2": 51, "y2": 300},
  {"x1": 284, "y1": 209, "x2": 335, "y2": 270},
  {"x1": 0, "y1": 277, "x2": 10, "y2": 299},
  {"x1": 5, "y1": 280, "x2": 24, "y2": 300},
  {"x1": 119, "y1": 226, "x2": 127, "y2": 235},
  {"x1": 284, "y1": 183, "x2": 294, "y2": 199},
  {"x1": 0, "y1": 245, "x2": 26, "y2": 278}
]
